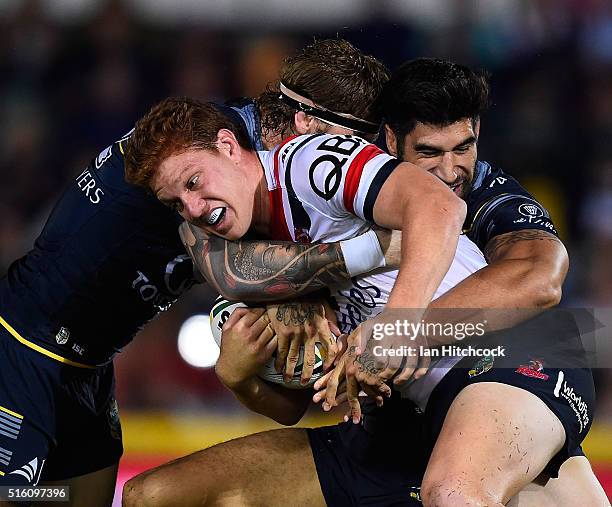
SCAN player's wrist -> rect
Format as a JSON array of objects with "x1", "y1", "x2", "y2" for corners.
[
  {"x1": 220, "y1": 374, "x2": 252, "y2": 392},
  {"x1": 340, "y1": 229, "x2": 386, "y2": 277},
  {"x1": 215, "y1": 362, "x2": 253, "y2": 390}
]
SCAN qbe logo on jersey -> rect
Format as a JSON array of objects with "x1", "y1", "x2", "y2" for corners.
[
  {"x1": 554, "y1": 371, "x2": 590, "y2": 433},
  {"x1": 309, "y1": 136, "x2": 367, "y2": 200}
]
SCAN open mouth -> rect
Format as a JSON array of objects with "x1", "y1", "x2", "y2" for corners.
[{"x1": 206, "y1": 207, "x2": 226, "y2": 226}]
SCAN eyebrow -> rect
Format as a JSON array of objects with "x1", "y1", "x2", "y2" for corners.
[
  {"x1": 154, "y1": 187, "x2": 174, "y2": 206},
  {"x1": 154, "y1": 162, "x2": 194, "y2": 199},
  {"x1": 158, "y1": 196, "x2": 180, "y2": 210},
  {"x1": 414, "y1": 135, "x2": 477, "y2": 152},
  {"x1": 454, "y1": 135, "x2": 477, "y2": 149}
]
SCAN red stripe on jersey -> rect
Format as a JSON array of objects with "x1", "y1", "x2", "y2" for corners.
[
  {"x1": 343, "y1": 144, "x2": 384, "y2": 214},
  {"x1": 268, "y1": 135, "x2": 298, "y2": 240},
  {"x1": 268, "y1": 189, "x2": 292, "y2": 240},
  {"x1": 273, "y1": 135, "x2": 298, "y2": 187}
]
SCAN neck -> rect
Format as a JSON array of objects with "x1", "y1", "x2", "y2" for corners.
[
  {"x1": 262, "y1": 131, "x2": 288, "y2": 150},
  {"x1": 244, "y1": 150, "x2": 271, "y2": 236}
]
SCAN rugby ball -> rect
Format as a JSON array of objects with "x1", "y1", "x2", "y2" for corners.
[{"x1": 209, "y1": 297, "x2": 329, "y2": 389}]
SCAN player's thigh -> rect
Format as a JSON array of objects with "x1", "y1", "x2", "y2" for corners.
[
  {"x1": 422, "y1": 382, "x2": 565, "y2": 506},
  {"x1": 40, "y1": 462, "x2": 118, "y2": 507},
  {"x1": 508, "y1": 456, "x2": 610, "y2": 507},
  {"x1": 123, "y1": 428, "x2": 325, "y2": 507}
]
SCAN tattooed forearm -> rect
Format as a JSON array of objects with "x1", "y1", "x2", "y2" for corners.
[
  {"x1": 275, "y1": 303, "x2": 317, "y2": 326},
  {"x1": 179, "y1": 222, "x2": 350, "y2": 302},
  {"x1": 483, "y1": 230, "x2": 561, "y2": 263}
]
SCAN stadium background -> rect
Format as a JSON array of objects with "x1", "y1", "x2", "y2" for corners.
[{"x1": 0, "y1": 0, "x2": 611, "y2": 503}]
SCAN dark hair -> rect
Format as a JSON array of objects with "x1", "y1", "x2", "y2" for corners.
[
  {"x1": 382, "y1": 58, "x2": 490, "y2": 152},
  {"x1": 257, "y1": 38, "x2": 389, "y2": 142},
  {"x1": 125, "y1": 97, "x2": 251, "y2": 189}
]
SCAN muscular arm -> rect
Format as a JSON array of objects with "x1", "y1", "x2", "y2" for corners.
[
  {"x1": 180, "y1": 221, "x2": 403, "y2": 302},
  {"x1": 425, "y1": 230, "x2": 569, "y2": 342},
  {"x1": 213, "y1": 306, "x2": 312, "y2": 425},
  {"x1": 372, "y1": 162, "x2": 466, "y2": 309},
  {"x1": 218, "y1": 373, "x2": 311, "y2": 426},
  {"x1": 179, "y1": 222, "x2": 350, "y2": 301}
]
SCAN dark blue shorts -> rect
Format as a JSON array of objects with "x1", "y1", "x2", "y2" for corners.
[
  {"x1": 308, "y1": 312, "x2": 596, "y2": 504},
  {"x1": 0, "y1": 325, "x2": 122, "y2": 485},
  {"x1": 425, "y1": 356, "x2": 594, "y2": 478},
  {"x1": 308, "y1": 364, "x2": 594, "y2": 505},
  {"x1": 424, "y1": 311, "x2": 595, "y2": 478},
  {"x1": 307, "y1": 401, "x2": 426, "y2": 506}
]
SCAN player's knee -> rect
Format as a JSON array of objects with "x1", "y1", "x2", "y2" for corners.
[
  {"x1": 580, "y1": 489, "x2": 612, "y2": 507},
  {"x1": 122, "y1": 472, "x2": 174, "y2": 507},
  {"x1": 421, "y1": 477, "x2": 504, "y2": 507},
  {"x1": 122, "y1": 475, "x2": 146, "y2": 507}
]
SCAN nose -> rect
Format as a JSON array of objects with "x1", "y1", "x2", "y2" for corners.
[
  {"x1": 432, "y1": 152, "x2": 458, "y2": 184},
  {"x1": 182, "y1": 194, "x2": 204, "y2": 222}
]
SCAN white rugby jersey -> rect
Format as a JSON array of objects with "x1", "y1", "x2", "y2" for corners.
[
  {"x1": 258, "y1": 133, "x2": 399, "y2": 244},
  {"x1": 259, "y1": 134, "x2": 487, "y2": 408},
  {"x1": 332, "y1": 234, "x2": 486, "y2": 334},
  {"x1": 333, "y1": 234, "x2": 487, "y2": 410}
]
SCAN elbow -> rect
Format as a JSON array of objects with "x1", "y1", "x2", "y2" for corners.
[
  {"x1": 528, "y1": 253, "x2": 568, "y2": 309},
  {"x1": 216, "y1": 286, "x2": 258, "y2": 303},
  {"x1": 216, "y1": 286, "x2": 243, "y2": 302},
  {"x1": 523, "y1": 269, "x2": 563, "y2": 309},
  {"x1": 274, "y1": 412, "x2": 303, "y2": 426},
  {"x1": 533, "y1": 281, "x2": 563, "y2": 309},
  {"x1": 273, "y1": 401, "x2": 308, "y2": 426},
  {"x1": 217, "y1": 285, "x2": 280, "y2": 303},
  {"x1": 451, "y1": 194, "x2": 467, "y2": 225},
  {"x1": 437, "y1": 188, "x2": 466, "y2": 228},
  {"x1": 276, "y1": 403, "x2": 308, "y2": 426}
]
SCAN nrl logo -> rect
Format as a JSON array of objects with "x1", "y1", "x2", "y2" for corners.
[
  {"x1": 95, "y1": 145, "x2": 113, "y2": 169},
  {"x1": 55, "y1": 327, "x2": 70, "y2": 345}
]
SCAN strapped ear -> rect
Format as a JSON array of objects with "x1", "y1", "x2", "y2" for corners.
[
  {"x1": 384, "y1": 124, "x2": 398, "y2": 157},
  {"x1": 293, "y1": 111, "x2": 317, "y2": 134}
]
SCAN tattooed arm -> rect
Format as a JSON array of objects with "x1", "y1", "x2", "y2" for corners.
[
  {"x1": 179, "y1": 222, "x2": 401, "y2": 302},
  {"x1": 179, "y1": 222, "x2": 348, "y2": 301}
]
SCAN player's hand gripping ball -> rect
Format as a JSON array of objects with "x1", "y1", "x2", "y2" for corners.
[{"x1": 210, "y1": 297, "x2": 331, "y2": 388}]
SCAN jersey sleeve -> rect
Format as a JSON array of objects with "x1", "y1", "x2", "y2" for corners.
[
  {"x1": 279, "y1": 134, "x2": 400, "y2": 224},
  {"x1": 465, "y1": 166, "x2": 559, "y2": 251}
]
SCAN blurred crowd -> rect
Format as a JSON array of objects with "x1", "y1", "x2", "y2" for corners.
[{"x1": 1, "y1": 0, "x2": 611, "y2": 418}]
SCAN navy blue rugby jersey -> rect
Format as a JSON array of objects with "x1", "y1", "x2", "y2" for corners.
[
  {"x1": 0, "y1": 101, "x2": 262, "y2": 367},
  {"x1": 464, "y1": 161, "x2": 558, "y2": 252}
]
